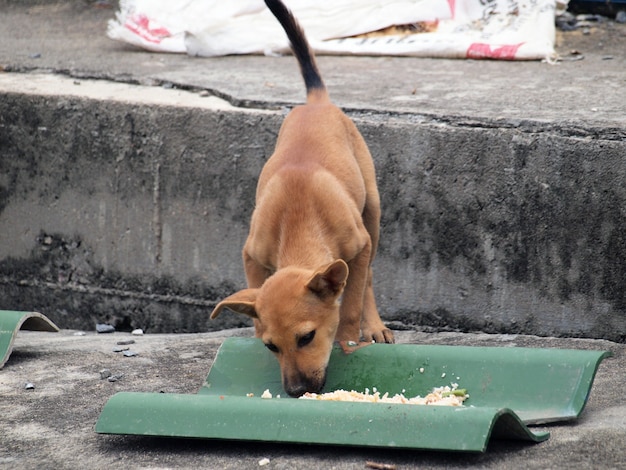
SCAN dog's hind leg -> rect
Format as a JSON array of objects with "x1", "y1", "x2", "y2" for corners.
[
  {"x1": 335, "y1": 242, "x2": 372, "y2": 342},
  {"x1": 356, "y1": 157, "x2": 393, "y2": 343}
]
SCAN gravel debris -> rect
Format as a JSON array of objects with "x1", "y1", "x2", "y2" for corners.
[{"x1": 96, "y1": 324, "x2": 115, "y2": 334}]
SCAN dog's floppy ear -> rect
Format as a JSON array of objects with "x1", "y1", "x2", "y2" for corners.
[
  {"x1": 307, "y1": 259, "x2": 349, "y2": 300},
  {"x1": 210, "y1": 289, "x2": 259, "y2": 319}
]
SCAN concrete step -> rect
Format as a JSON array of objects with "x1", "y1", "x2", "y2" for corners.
[{"x1": 0, "y1": 2, "x2": 625, "y2": 340}]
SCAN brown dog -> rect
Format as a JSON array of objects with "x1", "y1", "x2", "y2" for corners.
[{"x1": 210, "y1": 0, "x2": 394, "y2": 397}]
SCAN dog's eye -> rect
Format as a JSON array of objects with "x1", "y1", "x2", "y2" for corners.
[
  {"x1": 265, "y1": 342, "x2": 279, "y2": 353},
  {"x1": 297, "y1": 330, "x2": 315, "y2": 348}
]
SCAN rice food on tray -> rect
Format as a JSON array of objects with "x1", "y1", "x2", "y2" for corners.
[{"x1": 299, "y1": 385, "x2": 469, "y2": 406}]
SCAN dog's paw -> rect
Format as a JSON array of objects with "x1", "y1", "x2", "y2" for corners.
[
  {"x1": 338, "y1": 340, "x2": 374, "y2": 355},
  {"x1": 362, "y1": 327, "x2": 395, "y2": 344}
]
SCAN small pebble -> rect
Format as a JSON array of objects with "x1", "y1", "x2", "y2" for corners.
[
  {"x1": 24, "y1": 383, "x2": 35, "y2": 390},
  {"x1": 123, "y1": 350, "x2": 138, "y2": 357},
  {"x1": 199, "y1": 90, "x2": 210, "y2": 97},
  {"x1": 555, "y1": 12, "x2": 577, "y2": 31},
  {"x1": 108, "y1": 374, "x2": 124, "y2": 382},
  {"x1": 576, "y1": 13, "x2": 606, "y2": 22},
  {"x1": 131, "y1": 329, "x2": 144, "y2": 336},
  {"x1": 73, "y1": 331, "x2": 86, "y2": 336},
  {"x1": 116, "y1": 339, "x2": 135, "y2": 346},
  {"x1": 616, "y1": 11, "x2": 626, "y2": 24},
  {"x1": 96, "y1": 323, "x2": 115, "y2": 334},
  {"x1": 112, "y1": 346, "x2": 129, "y2": 353},
  {"x1": 258, "y1": 458, "x2": 270, "y2": 466},
  {"x1": 99, "y1": 369, "x2": 112, "y2": 380}
]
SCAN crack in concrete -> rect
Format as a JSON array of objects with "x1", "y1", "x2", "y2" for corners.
[
  {"x1": 4, "y1": 67, "x2": 624, "y2": 141},
  {"x1": 0, "y1": 276, "x2": 218, "y2": 308},
  {"x1": 152, "y1": 161, "x2": 162, "y2": 268}
]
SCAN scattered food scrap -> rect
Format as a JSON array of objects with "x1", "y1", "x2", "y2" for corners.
[
  {"x1": 300, "y1": 385, "x2": 468, "y2": 406},
  {"x1": 366, "y1": 461, "x2": 397, "y2": 470}
]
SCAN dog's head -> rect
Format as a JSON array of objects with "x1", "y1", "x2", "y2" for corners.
[{"x1": 210, "y1": 259, "x2": 348, "y2": 397}]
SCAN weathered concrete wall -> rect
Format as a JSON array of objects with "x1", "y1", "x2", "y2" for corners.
[
  {"x1": 0, "y1": 90, "x2": 276, "y2": 332},
  {"x1": 1, "y1": 89, "x2": 625, "y2": 341},
  {"x1": 363, "y1": 114, "x2": 626, "y2": 341}
]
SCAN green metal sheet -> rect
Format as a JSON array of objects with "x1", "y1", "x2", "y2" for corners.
[
  {"x1": 201, "y1": 338, "x2": 610, "y2": 424},
  {"x1": 96, "y1": 392, "x2": 542, "y2": 452},
  {"x1": 0, "y1": 310, "x2": 59, "y2": 369},
  {"x1": 96, "y1": 337, "x2": 610, "y2": 452}
]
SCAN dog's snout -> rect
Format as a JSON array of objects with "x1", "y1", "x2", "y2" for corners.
[
  {"x1": 285, "y1": 384, "x2": 309, "y2": 398},
  {"x1": 284, "y1": 372, "x2": 326, "y2": 397}
]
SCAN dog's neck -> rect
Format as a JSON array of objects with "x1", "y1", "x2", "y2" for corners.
[{"x1": 274, "y1": 220, "x2": 335, "y2": 271}]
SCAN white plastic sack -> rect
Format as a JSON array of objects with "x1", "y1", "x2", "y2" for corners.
[{"x1": 108, "y1": 0, "x2": 559, "y2": 60}]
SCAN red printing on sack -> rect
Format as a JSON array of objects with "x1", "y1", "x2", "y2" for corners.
[
  {"x1": 124, "y1": 14, "x2": 172, "y2": 44},
  {"x1": 466, "y1": 42, "x2": 524, "y2": 60}
]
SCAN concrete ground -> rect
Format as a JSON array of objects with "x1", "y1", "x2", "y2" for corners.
[{"x1": 0, "y1": 327, "x2": 624, "y2": 469}]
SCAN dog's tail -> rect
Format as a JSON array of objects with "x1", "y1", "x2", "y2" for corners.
[{"x1": 264, "y1": 0, "x2": 328, "y2": 103}]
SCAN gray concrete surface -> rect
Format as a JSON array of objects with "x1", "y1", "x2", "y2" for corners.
[
  {"x1": 1, "y1": 1, "x2": 626, "y2": 341},
  {"x1": 0, "y1": 327, "x2": 624, "y2": 469}
]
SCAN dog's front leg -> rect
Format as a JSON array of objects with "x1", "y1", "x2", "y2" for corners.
[
  {"x1": 243, "y1": 250, "x2": 272, "y2": 337},
  {"x1": 335, "y1": 244, "x2": 371, "y2": 342},
  {"x1": 243, "y1": 250, "x2": 271, "y2": 289}
]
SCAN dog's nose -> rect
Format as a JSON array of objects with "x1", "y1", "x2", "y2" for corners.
[
  {"x1": 285, "y1": 385, "x2": 308, "y2": 398},
  {"x1": 284, "y1": 374, "x2": 326, "y2": 397}
]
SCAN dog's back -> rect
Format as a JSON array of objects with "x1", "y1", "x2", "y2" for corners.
[{"x1": 252, "y1": 1, "x2": 380, "y2": 271}]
